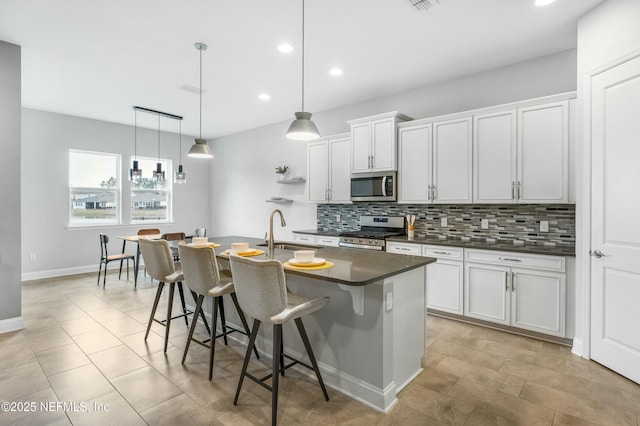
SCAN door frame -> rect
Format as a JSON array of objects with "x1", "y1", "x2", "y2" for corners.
[{"x1": 577, "y1": 47, "x2": 640, "y2": 360}]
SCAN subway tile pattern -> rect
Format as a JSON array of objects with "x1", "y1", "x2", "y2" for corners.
[{"x1": 318, "y1": 203, "x2": 575, "y2": 247}]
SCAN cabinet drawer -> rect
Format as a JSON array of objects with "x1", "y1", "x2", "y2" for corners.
[
  {"x1": 292, "y1": 234, "x2": 316, "y2": 244},
  {"x1": 465, "y1": 249, "x2": 565, "y2": 272},
  {"x1": 316, "y1": 236, "x2": 339, "y2": 247},
  {"x1": 387, "y1": 242, "x2": 421, "y2": 255},
  {"x1": 422, "y1": 245, "x2": 463, "y2": 261}
]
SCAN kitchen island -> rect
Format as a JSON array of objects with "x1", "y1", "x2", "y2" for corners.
[{"x1": 206, "y1": 236, "x2": 435, "y2": 413}]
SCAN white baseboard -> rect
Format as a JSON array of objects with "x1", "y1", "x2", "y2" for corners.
[
  {"x1": 571, "y1": 338, "x2": 584, "y2": 358},
  {"x1": 22, "y1": 262, "x2": 137, "y2": 282},
  {"x1": 0, "y1": 316, "x2": 24, "y2": 334}
]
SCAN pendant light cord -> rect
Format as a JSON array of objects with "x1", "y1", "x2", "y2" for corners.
[
  {"x1": 199, "y1": 47, "x2": 203, "y2": 139},
  {"x1": 134, "y1": 109, "x2": 138, "y2": 159},
  {"x1": 301, "y1": 0, "x2": 305, "y2": 112},
  {"x1": 179, "y1": 120, "x2": 182, "y2": 162},
  {"x1": 157, "y1": 115, "x2": 161, "y2": 160}
]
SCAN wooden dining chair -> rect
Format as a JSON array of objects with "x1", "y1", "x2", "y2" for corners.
[
  {"x1": 162, "y1": 232, "x2": 186, "y2": 262},
  {"x1": 97, "y1": 234, "x2": 135, "y2": 288}
]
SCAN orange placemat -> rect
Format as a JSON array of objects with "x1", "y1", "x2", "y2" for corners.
[
  {"x1": 220, "y1": 249, "x2": 265, "y2": 257},
  {"x1": 283, "y1": 261, "x2": 335, "y2": 270}
]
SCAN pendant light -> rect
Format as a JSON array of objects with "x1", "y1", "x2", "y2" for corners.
[
  {"x1": 153, "y1": 115, "x2": 166, "y2": 185},
  {"x1": 285, "y1": 0, "x2": 320, "y2": 141},
  {"x1": 129, "y1": 108, "x2": 143, "y2": 182},
  {"x1": 175, "y1": 120, "x2": 186, "y2": 184},
  {"x1": 188, "y1": 42, "x2": 214, "y2": 158}
]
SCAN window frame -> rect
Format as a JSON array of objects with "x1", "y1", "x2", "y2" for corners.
[
  {"x1": 68, "y1": 149, "x2": 122, "y2": 227},
  {"x1": 129, "y1": 155, "x2": 173, "y2": 224}
]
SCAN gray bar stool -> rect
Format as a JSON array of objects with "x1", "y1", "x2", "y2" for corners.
[
  {"x1": 178, "y1": 243, "x2": 258, "y2": 380},
  {"x1": 229, "y1": 255, "x2": 330, "y2": 426},
  {"x1": 139, "y1": 238, "x2": 208, "y2": 352}
]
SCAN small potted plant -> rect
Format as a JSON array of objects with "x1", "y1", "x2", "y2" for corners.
[{"x1": 275, "y1": 165, "x2": 290, "y2": 181}]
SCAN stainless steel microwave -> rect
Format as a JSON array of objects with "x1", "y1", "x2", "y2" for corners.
[{"x1": 350, "y1": 172, "x2": 396, "y2": 202}]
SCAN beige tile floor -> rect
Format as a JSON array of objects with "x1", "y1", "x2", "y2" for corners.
[{"x1": 2, "y1": 271, "x2": 639, "y2": 425}]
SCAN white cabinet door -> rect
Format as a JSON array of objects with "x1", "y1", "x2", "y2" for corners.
[
  {"x1": 316, "y1": 236, "x2": 340, "y2": 247},
  {"x1": 511, "y1": 268, "x2": 565, "y2": 337},
  {"x1": 427, "y1": 260, "x2": 463, "y2": 315},
  {"x1": 328, "y1": 136, "x2": 351, "y2": 203},
  {"x1": 432, "y1": 117, "x2": 473, "y2": 203},
  {"x1": 473, "y1": 110, "x2": 517, "y2": 203},
  {"x1": 398, "y1": 124, "x2": 431, "y2": 203},
  {"x1": 307, "y1": 141, "x2": 328, "y2": 203},
  {"x1": 464, "y1": 263, "x2": 510, "y2": 326},
  {"x1": 371, "y1": 118, "x2": 395, "y2": 171},
  {"x1": 518, "y1": 101, "x2": 569, "y2": 203},
  {"x1": 351, "y1": 123, "x2": 371, "y2": 173}
]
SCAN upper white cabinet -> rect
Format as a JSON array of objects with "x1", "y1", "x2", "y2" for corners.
[
  {"x1": 398, "y1": 116, "x2": 473, "y2": 203},
  {"x1": 307, "y1": 133, "x2": 351, "y2": 204},
  {"x1": 348, "y1": 112, "x2": 411, "y2": 173},
  {"x1": 473, "y1": 99, "x2": 570, "y2": 203}
]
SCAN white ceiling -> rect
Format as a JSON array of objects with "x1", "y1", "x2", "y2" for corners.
[{"x1": 0, "y1": 0, "x2": 601, "y2": 138}]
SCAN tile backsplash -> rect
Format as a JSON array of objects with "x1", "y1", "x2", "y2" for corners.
[{"x1": 317, "y1": 203, "x2": 575, "y2": 247}]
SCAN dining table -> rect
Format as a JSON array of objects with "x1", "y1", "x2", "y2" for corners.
[{"x1": 117, "y1": 234, "x2": 162, "y2": 286}]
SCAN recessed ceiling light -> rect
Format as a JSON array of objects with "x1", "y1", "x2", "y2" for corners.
[
  {"x1": 278, "y1": 43, "x2": 293, "y2": 53},
  {"x1": 329, "y1": 67, "x2": 343, "y2": 76},
  {"x1": 534, "y1": 0, "x2": 556, "y2": 6},
  {"x1": 258, "y1": 93, "x2": 270, "y2": 101}
]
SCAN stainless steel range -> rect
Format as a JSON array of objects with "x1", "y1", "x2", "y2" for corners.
[{"x1": 339, "y1": 215, "x2": 405, "y2": 251}]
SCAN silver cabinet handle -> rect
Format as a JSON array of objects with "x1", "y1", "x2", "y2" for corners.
[
  {"x1": 328, "y1": 188, "x2": 332, "y2": 200},
  {"x1": 498, "y1": 257, "x2": 522, "y2": 262},
  {"x1": 517, "y1": 181, "x2": 521, "y2": 200},
  {"x1": 512, "y1": 181, "x2": 515, "y2": 200},
  {"x1": 433, "y1": 251, "x2": 451, "y2": 255},
  {"x1": 590, "y1": 249, "x2": 606, "y2": 258},
  {"x1": 505, "y1": 271, "x2": 509, "y2": 291},
  {"x1": 512, "y1": 272, "x2": 516, "y2": 291},
  {"x1": 432, "y1": 185, "x2": 437, "y2": 200},
  {"x1": 427, "y1": 185, "x2": 431, "y2": 200}
]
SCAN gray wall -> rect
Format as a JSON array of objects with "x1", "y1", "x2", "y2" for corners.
[
  {"x1": 209, "y1": 49, "x2": 578, "y2": 240},
  {"x1": 574, "y1": 0, "x2": 640, "y2": 355},
  {"x1": 0, "y1": 41, "x2": 22, "y2": 327},
  {"x1": 21, "y1": 109, "x2": 213, "y2": 279}
]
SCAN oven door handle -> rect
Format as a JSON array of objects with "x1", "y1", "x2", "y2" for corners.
[
  {"x1": 339, "y1": 242, "x2": 384, "y2": 251},
  {"x1": 381, "y1": 176, "x2": 387, "y2": 197}
]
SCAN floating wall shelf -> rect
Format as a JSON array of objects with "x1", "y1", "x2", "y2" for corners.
[
  {"x1": 277, "y1": 176, "x2": 305, "y2": 184},
  {"x1": 265, "y1": 198, "x2": 293, "y2": 204}
]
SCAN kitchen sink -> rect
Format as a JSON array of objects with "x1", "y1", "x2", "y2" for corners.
[{"x1": 257, "y1": 242, "x2": 323, "y2": 251}]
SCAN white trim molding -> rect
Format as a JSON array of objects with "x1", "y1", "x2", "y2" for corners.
[{"x1": 0, "y1": 316, "x2": 24, "y2": 334}]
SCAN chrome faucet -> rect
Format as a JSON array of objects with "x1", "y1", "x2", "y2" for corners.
[{"x1": 268, "y1": 209, "x2": 286, "y2": 259}]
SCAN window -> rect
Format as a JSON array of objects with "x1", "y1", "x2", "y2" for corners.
[
  {"x1": 69, "y1": 150, "x2": 121, "y2": 226},
  {"x1": 130, "y1": 156, "x2": 172, "y2": 223}
]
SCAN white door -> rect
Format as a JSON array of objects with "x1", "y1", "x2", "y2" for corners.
[
  {"x1": 473, "y1": 110, "x2": 517, "y2": 203},
  {"x1": 432, "y1": 117, "x2": 473, "y2": 203},
  {"x1": 328, "y1": 136, "x2": 351, "y2": 203},
  {"x1": 351, "y1": 123, "x2": 371, "y2": 173},
  {"x1": 464, "y1": 263, "x2": 510, "y2": 326},
  {"x1": 511, "y1": 269, "x2": 565, "y2": 337},
  {"x1": 517, "y1": 101, "x2": 569, "y2": 203},
  {"x1": 307, "y1": 141, "x2": 328, "y2": 203},
  {"x1": 590, "y1": 54, "x2": 640, "y2": 384},
  {"x1": 371, "y1": 118, "x2": 395, "y2": 171},
  {"x1": 398, "y1": 124, "x2": 431, "y2": 203},
  {"x1": 427, "y1": 260, "x2": 463, "y2": 315}
]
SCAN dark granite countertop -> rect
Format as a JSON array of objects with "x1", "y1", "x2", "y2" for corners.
[
  {"x1": 386, "y1": 236, "x2": 575, "y2": 257},
  {"x1": 293, "y1": 229, "x2": 344, "y2": 237},
  {"x1": 210, "y1": 236, "x2": 435, "y2": 286}
]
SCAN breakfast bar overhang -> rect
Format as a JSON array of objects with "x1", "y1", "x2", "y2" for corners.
[{"x1": 208, "y1": 236, "x2": 436, "y2": 413}]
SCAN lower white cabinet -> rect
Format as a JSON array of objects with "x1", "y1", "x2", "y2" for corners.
[
  {"x1": 292, "y1": 233, "x2": 316, "y2": 245},
  {"x1": 292, "y1": 233, "x2": 340, "y2": 248},
  {"x1": 464, "y1": 249, "x2": 566, "y2": 337}
]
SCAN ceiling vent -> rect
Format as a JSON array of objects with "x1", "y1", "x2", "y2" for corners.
[
  {"x1": 407, "y1": 0, "x2": 440, "y2": 11},
  {"x1": 179, "y1": 84, "x2": 205, "y2": 94}
]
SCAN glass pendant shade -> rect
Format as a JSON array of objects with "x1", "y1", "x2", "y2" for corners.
[
  {"x1": 286, "y1": 111, "x2": 320, "y2": 141},
  {"x1": 153, "y1": 162, "x2": 165, "y2": 182},
  {"x1": 187, "y1": 138, "x2": 213, "y2": 158},
  {"x1": 129, "y1": 160, "x2": 142, "y2": 182},
  {"x1": 175, "y1": 164, "x2": 186, "y2": 184}
]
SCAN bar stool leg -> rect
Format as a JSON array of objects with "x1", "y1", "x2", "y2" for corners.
[
  {"x1": 192, "y1": 290, "x2": 211, "y2": 336},
  {"x1": 295, "y1": 318, "x2": 329, "y2": 401},
  {"x1": 280, "y1": 336, "x2": 285, "y2": 376},
  {"x1": 164, "y1": 283, "x2": 176, "y2": 353},
  {"x1": 209, "y1": 296, "x2": 220, "y2": 381},
  {"x1": 182, "y1": 294, "x2": 204, "y2": 364},
  {"x1": 177, "y1": 283, "x2": 189, "y2": 327},
  {"x1": 145, "y1": 282, "x2": 165, "y2": 341},
  {"x1": 272, "y1": 324, "x2": 282, "y2": 426},
  {"x1": 234, "y1": 320, "x2": 261, "y2": 403},
  {"x1": 230, "y1": 293, "x2": 260, "y2": 360},
  {"x1": 219, "y1": 297, "x2": 228, "y2": 345}
]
